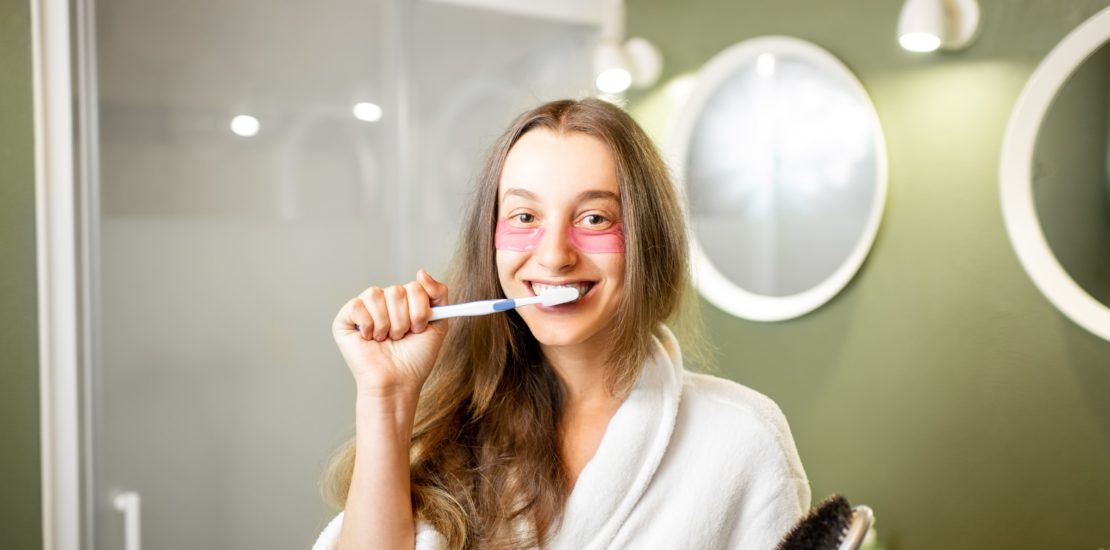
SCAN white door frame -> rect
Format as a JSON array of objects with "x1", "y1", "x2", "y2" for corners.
[{"x1": 32, "y1": 0, "x2": 84, "y2": 548}]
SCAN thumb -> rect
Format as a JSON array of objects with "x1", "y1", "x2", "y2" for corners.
[{"x1": 418, "y1": 269, "x2": 449, "y2": 307}]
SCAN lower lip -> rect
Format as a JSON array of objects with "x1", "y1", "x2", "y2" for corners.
[{"x1": 530, "y1": 283, "x2": 595, "y2": 313}]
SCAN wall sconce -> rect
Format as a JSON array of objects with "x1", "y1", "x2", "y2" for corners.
[
  {"x1": 594, "y1": 0, "x2": 662, "y2": 94},
  {"x1": 594, "y1": 37, "x2": 662, "y2": 94},
  {"x1": 897, "y1": 0, "x2": 980, "y2": 52}
]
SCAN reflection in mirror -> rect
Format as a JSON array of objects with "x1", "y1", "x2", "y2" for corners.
[
  {"x1": 1033, "y1": 39, "x2": 1110, "y2": 308},
  {"x1": 1001, "y1": 4, "x2": 1110, "y2": 342},
  {"x1": 669, "y1": 36, "x2": 887, "y2": 321},
  {"x1": 688, "y1": 50, "x2": 878, "y2": 296}
]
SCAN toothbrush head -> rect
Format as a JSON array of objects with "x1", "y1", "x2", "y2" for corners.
[{"x1": 538, "y1": 286, "x2": 580, "y2": 306}]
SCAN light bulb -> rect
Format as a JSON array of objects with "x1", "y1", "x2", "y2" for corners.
[
  {"x1": 352, "y1": 102, "x2": 383, "y2": 122},
  {"x1": 899, "y1": 32, "x2": 942, "y2": 52},
  {"x1": 230, "y1": 115, "x2": 260, "y2": 137},
  {"x1": 596, "y1": 68, "x2": 632, "y2": 94}
]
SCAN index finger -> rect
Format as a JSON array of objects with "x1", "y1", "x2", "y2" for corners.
[{"x1": 417, "y1": 269, "x2": 449, "y2": 307}]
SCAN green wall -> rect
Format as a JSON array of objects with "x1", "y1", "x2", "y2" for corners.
[
  {"x1": 627, "y1": 0, "x2": 1110, "y2": 548},
  {"x1": 0, "y1": 0, "x2": 43, "y2": 548}
]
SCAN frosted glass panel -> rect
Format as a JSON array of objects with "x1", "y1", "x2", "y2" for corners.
[
  {"x1": 88, "y1": 0, "x2": 596, "y2": 548},
  {"x1": 405, "y1": 1, "x2": 597, "y2": 276}
]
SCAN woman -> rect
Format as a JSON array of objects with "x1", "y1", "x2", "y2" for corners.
[{"x1": 315, "y1": 98, "x2": 810, "y2": 550}]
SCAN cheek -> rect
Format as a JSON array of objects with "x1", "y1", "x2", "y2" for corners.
[
  {"x1": 596, "y1": 254, "x2": 626, "y2": 289},
  {"x1": 495, "y1": 251, "x2": 525, "y2": 286}
]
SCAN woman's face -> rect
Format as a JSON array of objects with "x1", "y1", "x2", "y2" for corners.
[{"x1": 495, "y1": 129, "x2": 625, "y2": 351}]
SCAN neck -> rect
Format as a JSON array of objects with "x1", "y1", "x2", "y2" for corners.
[{"x1": 542, "y1": 341, "x2": 619, "y2": 411}]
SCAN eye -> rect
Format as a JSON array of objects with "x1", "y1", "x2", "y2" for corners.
[
  {"x1": 511, "y1": 212, "x2": 535, "y2": 224},
  {"x1": 580, "y1": 213, "x2": 611, "y2": 228}
]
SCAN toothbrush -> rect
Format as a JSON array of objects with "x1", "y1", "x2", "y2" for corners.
[{"x1": 427, "y1": 286, "x2": 580, "y2": 322}]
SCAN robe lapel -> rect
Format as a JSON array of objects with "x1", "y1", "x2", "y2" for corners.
[{"x1": 548, "y1": 326, "x2": 683, "y2": 550}]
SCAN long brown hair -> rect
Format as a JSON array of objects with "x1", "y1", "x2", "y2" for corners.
[{"x1": 322, "y1": 98, "x2": 704, "y2": 549}]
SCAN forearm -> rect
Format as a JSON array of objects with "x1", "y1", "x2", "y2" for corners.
[{"x1": 337, "y1": 387, "x2": 421, "y2": 550}]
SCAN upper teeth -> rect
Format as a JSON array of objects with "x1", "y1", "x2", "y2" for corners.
[{"x1": 533, "y1": 282, "x2": 591, "y2": 297}]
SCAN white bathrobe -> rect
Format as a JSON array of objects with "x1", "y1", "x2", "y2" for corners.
[{"x1": 313, "y1": 326, "x2": 811, "y2": 549}]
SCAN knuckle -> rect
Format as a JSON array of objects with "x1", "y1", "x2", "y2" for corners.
[
  {"x1": 361, "y1": 288, "x2": 384, "y2": 306},
  {"x1": 366, "y1": 299, "x2": 387, "y2": 319}
]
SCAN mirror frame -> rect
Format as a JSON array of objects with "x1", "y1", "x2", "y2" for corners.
[
  {"x1": 666, "y1": 36, "x2": 888, "y2": 322},
  {"x1": 1000, "y1": 6, "x2": 1110, "y2": 342}
]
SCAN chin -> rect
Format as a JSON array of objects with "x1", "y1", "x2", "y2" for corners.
[
  {"x1": 529, "y1": 328, "x2": 583, "y2": 348},
  {"x1": 518, "y1": 312, "x2": 606, "y2": 348}
]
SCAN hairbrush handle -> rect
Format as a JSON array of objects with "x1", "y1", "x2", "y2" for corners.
[
  {"x1": 838, "y1": 505, "x2": 873, "y2": 550},
  {"x1": 776, "y1": 495, "x2": 875, "y2": 550}
]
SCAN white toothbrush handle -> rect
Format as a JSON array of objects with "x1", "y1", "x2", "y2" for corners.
[{"x1": 428, "y1": 299, "x2": 508, "y2": 322}]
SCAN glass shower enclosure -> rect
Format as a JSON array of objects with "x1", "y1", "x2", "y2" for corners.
[{"x1": 78, "y1": 0, "x2": 600, "y2": 547}]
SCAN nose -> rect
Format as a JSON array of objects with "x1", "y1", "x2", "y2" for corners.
[{"x1": 535, "y1": 222, "x2": 577, "y2": 272}]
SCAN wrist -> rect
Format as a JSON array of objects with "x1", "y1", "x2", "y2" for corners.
[
  {"x1": 355, "y1": 384, "x2": 421, "y2": 436},
  {"x1": 355, "y1": 380, "x2": 422, "y2": 403}
]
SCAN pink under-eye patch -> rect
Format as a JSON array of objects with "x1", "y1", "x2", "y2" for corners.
[
  {"x1": 494, "y1": 221, "x2": 544, "y2": 252},
  {"x1": 566, "y1": 223, "x2": 625, "y2": 252},
  {"x1": 495, "y1": 219, "x2": 625, "y2": 253}
]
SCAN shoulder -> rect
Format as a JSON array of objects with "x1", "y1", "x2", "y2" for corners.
[
  {"x1": 681, "y1": 371, "x2": 791, "y2": 434},
  {"x1": 653, "y1": 324, "x2": 794, "y2": 438},
  {"x1": 677, "y1": 370, "x2": 807, "y2": 479}
]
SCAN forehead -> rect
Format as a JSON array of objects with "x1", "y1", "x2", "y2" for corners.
[{"x1": 498, "y1": 129, "x2": 619, "y2": 203}]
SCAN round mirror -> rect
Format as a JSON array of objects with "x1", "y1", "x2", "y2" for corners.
[
  {"x1": 1001, "y1": 6, "x2": 1110, "y2": 342},
  {"x1": 667, "y1": 36, "x2": 888, "y2": 321}
]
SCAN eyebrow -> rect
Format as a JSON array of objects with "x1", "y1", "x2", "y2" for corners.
[{"x1": 501, "y1": 187, "x2": 620, "y2": 203}]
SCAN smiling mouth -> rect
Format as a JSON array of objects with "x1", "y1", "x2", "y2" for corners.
[{"x1": 526, "y1": 281, "x2": 595, "y2": 300}]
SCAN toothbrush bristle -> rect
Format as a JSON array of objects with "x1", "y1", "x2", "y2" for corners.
[{"x1": 539, "y1": 286, "x2": 580, "y2": 306}]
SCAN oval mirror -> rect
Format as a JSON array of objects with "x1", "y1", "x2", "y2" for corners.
[
  {"x1": 667, "y1": 36, "x2": 888, "y2": 321},
  {"x1": 1001, "y1": 6, "x2": 1110, "y2": 342}
]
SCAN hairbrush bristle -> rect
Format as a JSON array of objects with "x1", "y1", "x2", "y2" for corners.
[{"x1": 775, "y1": 494, "x2": 854, "y2": 550}]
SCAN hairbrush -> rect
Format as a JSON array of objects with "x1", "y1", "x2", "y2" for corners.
[{"x1": 775, "y1": 494, "x2": 874, "y2": 550}]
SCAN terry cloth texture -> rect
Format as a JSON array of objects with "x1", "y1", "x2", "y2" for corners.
[{"x1": 313, "y1": 325, "x2": 810, "y2": 549}]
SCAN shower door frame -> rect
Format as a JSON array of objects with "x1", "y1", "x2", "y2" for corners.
[{"x1": 33, "y1": 0, "x2": 92, "y2": 547}]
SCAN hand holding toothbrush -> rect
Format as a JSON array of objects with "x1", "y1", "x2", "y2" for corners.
[
  {"x1": 332, "y1": 270, "x2": 580, "y2": 395},
  {"x1": 332, "y1": 270, "x2": 452, "y2": 396}
]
